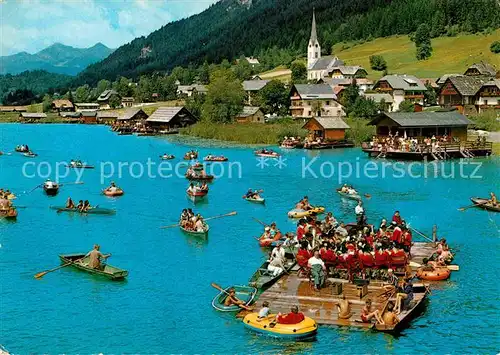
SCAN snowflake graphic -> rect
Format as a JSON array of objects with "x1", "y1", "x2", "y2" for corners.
[
  {"x1": 256, "y1": 157, "x2": 269, "y2": 169},
  {"x1": 273, "y1": 156, "x2": 287, "y2": 169}
]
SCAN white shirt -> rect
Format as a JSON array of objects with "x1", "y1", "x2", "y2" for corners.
[
  {"x1": 355, "y1": 205, "x2": 364, "y2": 215},
  {"x1": 195, "y1": 220, "x2": 204, "y2": 231},
  {"x1": 271, "y1": 247, "x2": 285, "y2": 262},
  {"x1": 308, "y1": 256, "x2": 325, "y2": 267},
  {"x1": 258, "y1": 307, "x2": 270, "y2": 318}
]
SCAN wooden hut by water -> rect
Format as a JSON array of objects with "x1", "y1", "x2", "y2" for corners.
[{"x1": 145, "y1": 107, "x2": 197, "y2": 132}]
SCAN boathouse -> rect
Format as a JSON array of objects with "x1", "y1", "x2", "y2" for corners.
[
  {"x1": 97, "y1": 111, "x2": 119, "y2": 125},
  {"x1": 302, "y1": 116, "x2": 350, "y2": 140},
  {"x1": 145, "y1": 106, "x2": 197, "y2": 131},
  {"x1": 368, "y1": 111, "x2": 471, "y2": 141},
  {"x1": 19, "y1": 112, "x2": 47, "y2": 123},
  {"x1": 117, "y1": 108, "x2": 148, "y2": 126},
  {"x1": 235, "y1": 106, "x2": 265, "y2": 123},
  {"x1": 80, "y1": 111, "x2": 97, "y2": 124}
]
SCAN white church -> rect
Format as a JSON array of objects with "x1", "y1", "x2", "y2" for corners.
[{"x1": 307, "y1": 11, "x2": 366, "y2": 82}]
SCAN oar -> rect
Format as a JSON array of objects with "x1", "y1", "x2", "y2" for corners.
[
  {"x1": 34, "y1": 258, "x2": 83, "y2": 279},
  {"x1": 25, "y1": 184, "x2": 42, "y2": 194},
  {"x1": 252, "y1": 217, "x2": 268, "y2": 226},
  {"x1": 410, "y1": 227, "x2": 435, "y2": 243},
  {"x1": 59, "y1": 181, "x2": 85, "y2": 187},
  {"x1": 458, "y1": 201, "x2": 487, "y2": 211},
  {"x1": 160, "y1": 211, "x2": 236, "y2": 229},
  {"x1": 211, "y1": 282, "x2": 230, "y2": 295}
]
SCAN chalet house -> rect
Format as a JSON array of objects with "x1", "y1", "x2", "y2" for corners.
[
  {"x1": 318, "y1": 77, "x2": 373, "y2": 94},
  {"x1": 146, "y1": 107, "x2": 197, "y2": 131},
  {"x1": 117, "y1": 108, "x2": 149, "y2": 126},
  {"x1": 81, "y1": 111, "x2": 97, "y2": 124},
  {"x1": 121, "y1": 97, "x2": 134, "y2": 108},
  {"x1": 367, "y1": 111, "x2": 471, "y2": 141},
  {"x1": 245, "y1": 57, "x2": 260, "y2": 68},
  {"x1": 302, "y1": 117, "x2": 350, "y2": 141},
  {"x1": 362, "y1": 93, "x2": 394, "y2": 112},
  {"x1": 307, "y1": 11, "x2": 344, "y2": 81},
  {"x1": 177, "y1": 84, "x2": 207, "y2": 97},
  {"x1": 19, "y1": 113, "x2": 47, "y2": 122},
  {"x1": 290, "y1": 84, "x2": 345, "y2": 119},
  {"x1": 437, "y1": 75, "x2": 490, "y2": 115},
  {"x1": 74, "y1": 103, "x2": 99, "y2": 112},
  {"x1": 464, "y1": 61, "x2": 497, "y2": 77},
  {"x1": 51, "y1": 99, "x2": 74, "y2": 113},
  {"x1": 372, "y1": 74, "x2": 427, "y2": 111},
  {"x1": 97, "y1": 90, "x2": 121, "y2": 110},
  {"x1": 235, "y1": 106, "x2": 265, "y2": 123},
  {"x1": 97, "y1": 111, "x2": 119, "y2": 125},
  {"x1": 475, "y1": 79, "x2": 500, "y2": 113},
  {"x1": 328, "y1": 66, "x2": 367, "y2": 79},
  {"x1": 242, "y1": 80, "x2": 269, "y2": 105}
]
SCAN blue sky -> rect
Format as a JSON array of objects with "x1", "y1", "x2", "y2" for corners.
[{"x1": 0, "y1": 0, "x2": 218, "y2": 56}]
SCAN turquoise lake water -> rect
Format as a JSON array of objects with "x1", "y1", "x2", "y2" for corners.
[{"x1": 1, "y1": 124, "x2": 499, "y2": 353}]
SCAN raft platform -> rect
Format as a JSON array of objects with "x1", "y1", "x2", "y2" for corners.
[{"x1": 240, "y1": 242, "x2": 437, "y2": 328}]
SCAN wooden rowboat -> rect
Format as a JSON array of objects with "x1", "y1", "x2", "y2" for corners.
[
  {"x1": 185, "y1": 174, "x2": 214, "y2": 182},
  {"x1": 67, "y1": 163, "x2": 95, "y2": 169},
  {"x1": 212, "y1": 285, "x2": 257, "y2": 312},
  {"x1": 374, "y1": 283, "x2": 428, "y2": 334},
  {"x1": 23, "y1": 152, "x2": 37, "y2": 158},
  {"x1": 470, "y1": 197, "x2": 500, "y2": 212},
  {"x1": 180, "y1": 224, "x2": 209, "y2": 238},
  {"x1": 255, "y1": 151, "x2": 280, "y2": 158},
  {"x1": 187, "y1": 190, "x2": 208, "y2": 203},
  {"x1": 59, "y1": 253, "x2": 128, "y2": 280},
  {"x1": 204, "y1": 156, "x2": 228, "y2": 162},
  {"x1": 43, "y1": 184, "x2": 59, "y2": 196},
  {"x1": 50, "y1": 206, "x2": 116, "y2": 215},
  {"x1": 0, "y1": 208, "x2": 17, "y2": 219},
  {"x1": 244, "y1": 197, "x2": 265, "y2": 204},
  {"x1": 336, "y1": 189, "x2": 362, "y2": 201},
  {"x1": 160, "y1": 155, "x2": 175, "y2": 160},
  {"x1": 248, "y1": 258, "x2": 296, "y2": 290}
]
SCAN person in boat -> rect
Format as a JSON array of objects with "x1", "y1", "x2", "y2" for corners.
[
  {"x1": 106, "y1": 182, "x2": 118, "y2": 193},
  {"x1": 259, "y1": 227, "x2": 274, "y2": 245},
  {"x1": 360, "y1": 299, "x2": 385, "y2": 324},
  {"x1": 200, "y1": 182, "x2": 209, "y2": 192},
  {"x1": 195, "y1": 215, "x2": 206, "y2": 232},
  {"x1": 271, "y1": 243, "x2": 286, "y2": 264},
  {"x1": 282, "y1": 232, "x2": 298, "y2": 248},
  {"x1": 45, "y1": 179, "x2": 57, "y2": 189},
  {"x1": 347, "y1": 186, "x2": 358, "y2": 195},
  {"x1": 274, "y1": 306, "x2": 305, "y2": 325},
  {"x1": 223, "y1": 288, "x2": 253, "y2": 311},
  {"x1": 269, "y1": 222, "x2": 281, "y2": 239},
  {"x1": 392, "y1": 211, "x2": 403, "y2": 225},
  {"x1": 76, "y1": 200, "x2": 84, "y2": 211},
  {"x1": 187, "y1": 183, "x2": 196, "y2": 194},
  {"x1": 302, "y1": 196, "x2": 312, "y2": 210},
  {"x1": 0, "y1": 196, "x2": 12, "y2": 210},
  {"x1": 394, "y1": 279, "x2": 413, "y2": 314},
  {"x1": 383, "y1": 268, "x2": 399, "y2": 292},
  {"x1": 308, "y1": 250, "x2": 326, "y2": 291},
  {"x1": 81, "y1": 200, "x2": 91, "y2": 212},
  {"x1": 490, "y1": 192, "x2": 498, "y2": 206},
  {"x1": 267, "y1": 253, "x2": 285, "y2": 277},
  {"x1": 382, "y1": 302, "x2": 399, "y2": 326},
  {"x1": 340, "y1": 184, "x2": 349, "y2": 193},
  {"x1": 258, "y1": 301, "x2": 271, "y2": 320},
  {"x1": 336, "y1": 294, "x2": 353, "y2": 320},
  {"x1": 66, "y1": 197, "x2": 75, "y2": 209},
  {"x1": 84, "y1": 244, "x2": 110, "y2": 270}
]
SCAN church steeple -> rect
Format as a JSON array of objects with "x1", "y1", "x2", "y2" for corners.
[{"x1": 307, "y1": 9, "x2": 321, "y2": 70}]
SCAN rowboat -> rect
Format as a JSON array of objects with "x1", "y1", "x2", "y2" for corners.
[
  {"x1": 211, "y1": 285, "x2": 257, "y2": 312},
  {"x1": 287, "y1": 206, "x2": 325, "y2": 219},
  {"x1": 336, "y1": 189, "x2": 362, "y2": 201},
  {"x1": 243, "y1": 312, "x2": 317, "y2": 340},
  {"x1": 0, "y1": 208, "x2": 17, "y2": 219},
  {"x1": 15, "y1": 146, "x2": 29, "y2": 152},
  {"x1": 187, "y1": 190, "x2": 208, "y2": 203},
  {"x1": 185, "y1": 174, "x2": 214, "y2": 182},
  {"x1": 50, "y1": 206, "x2": 116, "y2": 215},
  {"x1": 43, "y1": 183, "x2": 59, "y2": 196},
  {"x1": 160, "y1": 154, "x2": 175, "y2": 160},
  {"x1": 183, "y1": 152, "x2": 198, "y2": 160},
  {"x1": 244, "y1": 197, "x2": 265, "y2": 204},
  {"x1": 59, "y1": 253, "x2": 128, "y2": 280},
  {"x1": 255, "y1": 151, "x2": 280, "y2": 158},
  {"x1": 180, "y1": 224, "x2": 209, "y2": 238},
  {"x1": 248, "y1": 258, "x2": 296, "y2": 290},
  {"x1": 103, "y1": 189, "x2": 124, "y2": 197},
  {"x1": 470, "y1": 197, "x2": 500, "y2": 212},
  {"x1": 204, "y1": 156, "x2": 228, "y2": 162},
  {"x1": 191, "y1": 163, "x2": 205, "y2": 171},
  {"x1": 416, "y1": 266, "x2": 451, "y2": 281},
  {"x1": 374, "y1": 284, "x2": 428, "y2": 334},
  {"x1": 67, "y1": 162, "x2": 95, "y2": 169}
]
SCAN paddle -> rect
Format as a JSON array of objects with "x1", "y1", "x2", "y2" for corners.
[
  {"x1": 34, "y1": 259, "x2": 82, "y2": 279},
  {"x1": 26, "y1": 184, "x2": 42, "y2": 194},
  {"x1": 409, "y1": 261, "x2": 459, "y2": 271},
  {"x1": 252, "y1": 217, "x2": 268, "y2": 226},
  {"x1": 59, "y1": 181, "x2": 85, "y2": 187},
  {"x1": 458, "y1": 200, "x2": 488, "y2": 211},
  {"x1": 160, "y1": 211, "x2": 237, "y2": 229}
]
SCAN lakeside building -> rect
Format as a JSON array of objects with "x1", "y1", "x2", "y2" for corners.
[
  {"x1": 81, "y1": 111, "x2": 97, "y2": 124},
  {"x1": 18, "y1": 112, "x2": 47, "y2": 122},
  {"x1": 372, "y1": 74, "x2": 427, "y2": 112},
  {"x1": 97, "y1": 111, "x2": 119, "y2": 125},
  {"x1": 235, "y1": 106, "x2": 265, "y2": 123},
  {"x1": 302, "y1": 116, "x2": 350, "y2": 141},
  {"x1": 117, "y1": 108, "x2": 149, "y2": 126},
  {"x1": 242, "y1": 80, "x2": 269, "y2": 105},
  {"x1": 51, "y1": 99, "x2": 74, "y2": 113},
  {"x1": 289, "y1": 84, "x2": 345, "y2": 119},
  {"x1": 145, "y1": 106, "x2": 197, "y2": 131}
]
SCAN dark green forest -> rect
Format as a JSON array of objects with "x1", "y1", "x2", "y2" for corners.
[{"x1": 75, "y1": 0, "x2": 500, "y2": 85}]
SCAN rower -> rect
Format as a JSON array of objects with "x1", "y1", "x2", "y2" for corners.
[
  {"x1": 45, "y1": 179, "x2": 56, "y2": 189},
  {"x1": 66, "y1": 197, "x2": 75, "y2": 209},
  {"x1": 195, "y1": 215, "x2": 205, "y2": 232},
  {"x1": 81, "y1": 200, "x2": 91, "y2": 212},
  {"x1": 382, "y1": 303, "x2": 399, "y2": 326},
  {"x1": 84, "y1": 244, "x2": 110, "y2": 270},
  {"x1": 336, "y1": 294, "x2": 353, "y2": 320},
  {"x1": 200, "y1": 182, "x2": 209, "y2": 191},
  {"x1": 76, "y1": 200, "x2": 84, "y2": 210},
  {"x1": 302, "y1": 196, "x2": 312, "y2": 210},
  {"x1": 223, "y1": 288, "x2": 252, "y2": 311},
  {"x1": 187, "y1": 183, "x2": 196, "y2": 194},
  {"x1": 106, "y1": 182, "x2": 118, "y2": 192},
  {"x1": 490, "y1": 192, "x2": 498, "y2": 206}
]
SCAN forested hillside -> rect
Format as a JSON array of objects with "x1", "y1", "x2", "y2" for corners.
[{"x1": 76, "y1": 0, "x2": 500, "y2": 85}]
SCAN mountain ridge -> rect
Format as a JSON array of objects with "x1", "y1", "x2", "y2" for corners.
[{"x1": 1, "y1": 43, "x2": 115, "y2": 76}]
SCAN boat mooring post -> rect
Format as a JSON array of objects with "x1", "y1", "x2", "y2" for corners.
[{"x1": 432, "y1": 225, "x2": 437, "y2": 242}]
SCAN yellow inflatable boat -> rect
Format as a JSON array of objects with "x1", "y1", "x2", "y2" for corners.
[
  {"x1": 243, "y1": 313, "x2": 317, "y2": 340},
  {"x1": 287, "y1": 206, "x2": 325, "y2": 219}
]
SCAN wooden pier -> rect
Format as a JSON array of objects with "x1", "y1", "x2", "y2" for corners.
[{"x1": 240, "y1": 242, "x2": 436, "y2": 328}]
